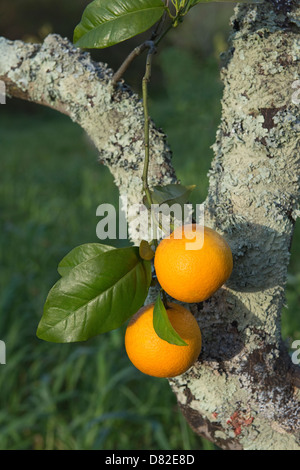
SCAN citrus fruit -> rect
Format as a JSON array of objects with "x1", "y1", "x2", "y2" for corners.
[
  {"x1": 154, "y1": 224, "x2": 233, "y2": 303},
  {"x1": 125, "y1": 302, "x2": 201, "y2": 378}
]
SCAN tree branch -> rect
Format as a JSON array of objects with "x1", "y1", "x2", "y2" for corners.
[
  {"x1": 111, "y1": 41, "x2": 152, "y2": 86},
  {"x1": 0, "y1": 35, "x2": 177, "y2": 244}
]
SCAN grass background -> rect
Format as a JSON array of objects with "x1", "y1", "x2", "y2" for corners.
[{"x1": 0, "y1": 2, "x2": 299, "y2": 451}]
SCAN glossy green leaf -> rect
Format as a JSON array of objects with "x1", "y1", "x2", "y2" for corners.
[
  {"x1": 73, "y1": 0, "x2": 166, "y2": 49},
  {"x1": 153, "y1": 295, "x2": 187, "y2": 346},
  {"x1": 58, "y1": 243, "x2": 115, "y2": 277},
  {"x1": 37, "y1": 247, "x2": 152, "y2": 343}
]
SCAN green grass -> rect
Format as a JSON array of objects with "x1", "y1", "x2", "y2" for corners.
[{"x1": 0, "y1": 47, "x2": 299, "y2": 450}]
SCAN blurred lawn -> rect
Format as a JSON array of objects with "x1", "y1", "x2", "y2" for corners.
[{"x1": 0, "y1": 46, "x2": 299, "y2": 450}]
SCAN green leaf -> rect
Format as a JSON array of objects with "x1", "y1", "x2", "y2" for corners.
[
  {"x1": 58, "y1": 243, "x2": 115, "y2": 277},
  {"x1": 73, "y1": 0, "x2": 166, "y2": 49},
  {"x1": 37, "y1": 246, "x2": 152, "y2": 343},
  {"x1": 144, "y1": 184, "x2": 196, "y2": 209},
  {"x1": 153, "y1": 295, "x2": 188, "y2": 346}
]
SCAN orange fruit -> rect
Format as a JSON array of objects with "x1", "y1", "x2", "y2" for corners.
[
  {"x1": 125, "y1": 302, "x2": 201, "y2": 378},
  {"x1": 154, "y1": 224, "x2": 233, "y2": 303}
]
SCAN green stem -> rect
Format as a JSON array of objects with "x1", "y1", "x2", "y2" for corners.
[
  {"x1": 154, "y1": 22, "x2": 174, "y2": 46},
  {"x1": 140, "y1": 4, "x2": 185, "y2": 304},
  {"x1": 141, "y1": 24, "x2": 174, "y2": 206},
  {"x1": 142, "y1": 44, "x2": 156, "y2": 211},
  {"x1": 111, "y1": 9, "x2": 181, "y2": 87},
  {"x1": 141, "y1": 18, "x2": 182, "y2": 241},
  {"x1": 141, "y1": 8, "x2": 184, "y2": 241},
  {"x1": 142, "y1": 44, "x2": 164, "y2": 246},
  {"x1": 111, "y1": 42, "x2": 151, "y2": 87}
]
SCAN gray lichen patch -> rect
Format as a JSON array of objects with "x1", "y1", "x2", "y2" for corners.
[{"x1": 208, "y1": 7, "x2": 299, "y2": 236}]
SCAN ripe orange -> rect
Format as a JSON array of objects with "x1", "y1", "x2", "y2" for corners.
[
  {"x1": 125, "y1": 302, "x2": 201, "y2": 378},
  {"x1": 154, "y1": 224, "x2": 233, "y2": 303}
]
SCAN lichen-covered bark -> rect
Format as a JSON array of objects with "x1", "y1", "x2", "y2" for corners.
[
  {"x1": 169, "y1": 0, "x2": 300, "y2": 450},
  {"x1": 0, "y1": 0, "x2": 299, "y2": 451}
]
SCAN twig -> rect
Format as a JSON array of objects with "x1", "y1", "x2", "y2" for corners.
[
  {"x1": 111, "y1": 40, "x2": 153, "y2": 87},
  {"x1": 111, "y1": 16, "x2": 174, "y2": 87}
]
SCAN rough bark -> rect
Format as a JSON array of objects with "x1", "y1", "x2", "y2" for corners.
[
  {"x1": 169, "y1": 1, "x2": 300, "y2": 450},
  {"x1": 0, "y1": 0, "x2": 299, "y2": 450}
]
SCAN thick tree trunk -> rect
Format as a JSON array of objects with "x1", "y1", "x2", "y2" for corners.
[
  {"x1": 0, "y1": 0, "x2": 299, "y2": 450},
  {"x1": 169, "y1": 1, "x2": 300, "y2": 450}
]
